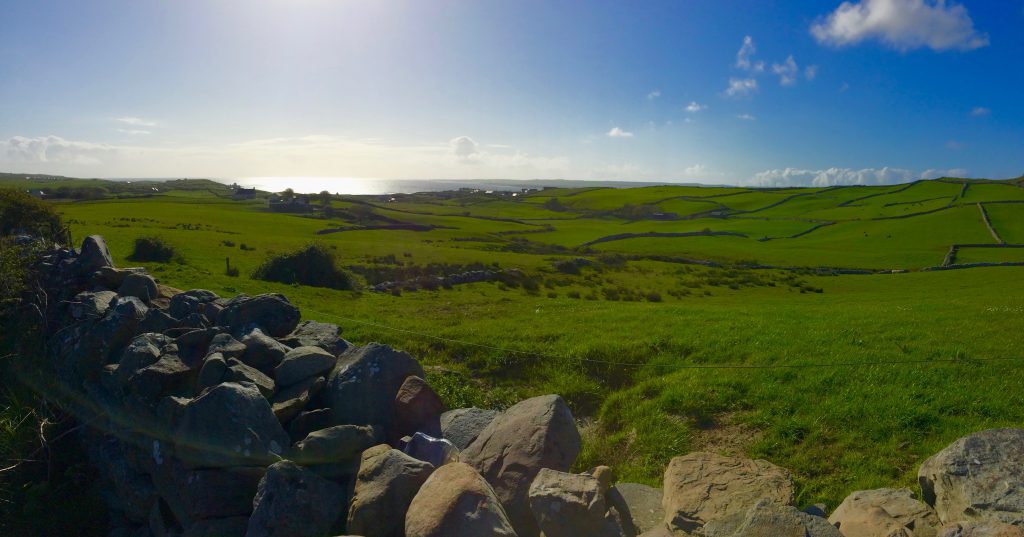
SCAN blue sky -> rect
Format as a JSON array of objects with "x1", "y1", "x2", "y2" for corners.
[{"x1": 1, "y1": 0, "x2": 1022, "y2": 185}]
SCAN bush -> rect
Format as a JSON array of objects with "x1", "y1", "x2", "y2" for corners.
[
  {"x1": 645, "y1": 291, "x2": 663, "y2": 302},
  {"x1": 128, "y1": 236, "x2": 179, "y2": 262},
  {"x1": 251, "y1": 243, "x2": 356, "y2": 290},
  {"x1": 0, "y1": 189, "x2": 64, "y2": 242}
]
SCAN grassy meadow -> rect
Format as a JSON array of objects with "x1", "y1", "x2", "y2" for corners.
[{"x1": 7, "y1": 174, "x2": 1024, "y2": 508}]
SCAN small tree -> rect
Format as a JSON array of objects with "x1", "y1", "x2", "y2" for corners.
[
  {"x1": 282, "y1": 188, "x2": 295, "y2": 201},
  {"x1": 319, "y1": 190, "x2": 334, "y2": 217}
]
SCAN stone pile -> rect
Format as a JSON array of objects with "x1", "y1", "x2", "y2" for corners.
[{"x1": 27, "y1": 236, "x2": 1024, "y2": 537}]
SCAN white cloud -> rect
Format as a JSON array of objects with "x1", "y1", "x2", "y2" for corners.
[
  {"x1": 725, "y1": 78, "x2": 758, "y2": 97},
  {"x1": 945, "y1": 140, "x2": 965, "y2": 151},
  {"x1": 450, "y1": 136, "x2": 479, "y2": 162},
  {"x1": 647, "y1": 89, "x2": 661, "y2": 100},
  {"x1": 736, "y1": 114, "x2": 757, "y2": 121},
  {"x1": 685, "y1": 101, "x2": 707, "y2": 113},
  {"x1": 116, "y1": 116, "x2": 158, "y2": 127},
  {"x1": 683, "y1": 164, "x2": 707, "y2": 177},
  {"x1": 745, "y1": 166, "x2": 970, "y2": 187},
  {"x1": 117, "y1": 129, "x2": 151, "y2": 136},
  {"x1": 971, "y1": 106, "x2": 990, "y2": 116},
  {"x1": 811, "y1": 0, "x2": 989, "y2": 52},
  {"x1": 804, "y1": 65, "x2": 819, "y2": 81},
  {"x1": 736, "y1": 36, "x2": 765, "y2": 72},
  {"x1": 922, "y1": 168, "x2": 968, "y2": 179},
  {"x1": 1, "y1": 135, "x2": 114, "y2": 166},
  {"x1": 772, "y1": 55, "x2": 800, "y2": 86},
  {"x1": 607, "y1": 127, "x2": 634, "y2": 138}
]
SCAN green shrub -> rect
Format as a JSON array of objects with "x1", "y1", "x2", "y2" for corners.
[
  {"x1": 251, "y1": 243, "x2": 355, "y2": 290},
  {"x1": 0, "y1": 189, "x2": 64, "y2": 242},
  {"x1": 128, "y1": 236, "x2": 179, "y2": 262}
]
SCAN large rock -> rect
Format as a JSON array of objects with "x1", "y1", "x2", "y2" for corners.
[
  {"x1": 829, "y1": 488, "x2": 940, "y2": 537},
  {"x1": 347, "y1": 445, "x2": 436, "y2": 537},
  {"x1": 288, "y1": 408, "x2": 332, "y2": 444},
  {"x1": 70, "y1": 296, "x2": 148, "y2": 379},
  {"x1": 113, "y1": 333, "x2": 172, "y2": 389},
  {"x1": 324, "y1": 343, "x2": 426, "y2": 438},
  {"x1": 919, "y1": 429, "x2": 1024, "y2": 525},
  {"x1": 169, "y1": 289, "x2": 220, "y2": 320},
  {"x1": 703, "y1": 500, "x2": 843, "y2": 537},
  {"x1": 274, "y1": 346, "x2": 336, "y2": 388},
  {"x1": 280, "y1": 320, "x2": 350, "y2": 355},
  {"x1": 240, "y1": 328, "x2": 290, "y2": 373},
  {"x1": 149, "y1": 457, "x2": 264, "y2": 527},
  {"x1": 127, "y1": 353, "x2": 193, "y2": 405},
  {"x1": 246, "y1": 461, "x2": 346, "y2": 537},
  {"x1": 528, "y1": 468, "x2": 633, "y2": 537},
  {"x1": 70, "y1": 290, "x2": 118, "y2": 320},
  {"x1": 441, "y1": 407, "x2": 500, "y2": 450},
  {"x1": 270, "y1": 374, "x2": 324, "y2": 423},
  {"x1": 394, "y1": 375, "x2": 443, "y2": 438},
  {"x1": 224, "y1": 359, "x2": 275, "y2": 398},
  {"x1": 292, "y1": 424, "x2": 381, "y2": 472},
  {"x1": 208, "y1": 333, "x2": 247, "y2": 359},
  {"x1": 405, "y1": 462, "x2": 517, "y2": 537},
  {"x1": 616, "y1": 483, "x2": 665, "y2": 535},
  {"x1": 938, "y1": 523, "x2": 1024, "y2": 537},
  {"x1": 661, "y1": 452, "x2": 794, "y2": 534},
  {"x1": 119, "y1": 273, "x2": 159, "y2": 303},
  {"x1": 216, "y1": 293, "x2": 300, "y2": 338},
  {"x1": 460, "y1": 394, "x2": 582, "y2": 537},
  {"x1": 174, "y1": 382, "x2": 289, "y2": 468},
  {"x1": 76, "y1": 235, "x2": 114, "y2": 273}
]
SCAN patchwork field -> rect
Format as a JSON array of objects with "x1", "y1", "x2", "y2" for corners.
[{"x1": 6, "y1": 174, "x2": 1024, "y2": 508}]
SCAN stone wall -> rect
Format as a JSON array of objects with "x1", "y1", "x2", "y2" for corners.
[{"x1": 27, "y1": 235, "x2": 1024, "y2": 537}]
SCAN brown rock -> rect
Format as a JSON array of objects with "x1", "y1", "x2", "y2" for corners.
[
  {"x1": 829, "y1": 488, "x2": 940, "y2": 537},
  {"x1": 661, "y1": 452, "x2": 794, "y2": 534},
  {"x1": 347, "y1": 445, "x2": 435, "y2": 537},
  {"x1": 405, "y1": 462, "x2": 517, "y2": 537},
  {"x1": 394, "y1": 375, "x2": 444, "y2": 438}
]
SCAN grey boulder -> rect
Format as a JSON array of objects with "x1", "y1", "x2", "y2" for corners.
[
  {"x1": 216, "y1": 293, "x2": 300, "y2": 338},
  {"x1": 919, "y1": 429, "x2": 1024, "y2": 525},
  {"x1": 280, "y1": 320, "x2": 350, "y2": 355},
  {"x1": 274, "y1": 346, "x2": 336, "y2": 388},
  {"x1": 703, "y1": 500, "x2": 843, "y2": 537},
  {"x1": 829, "y1": 488, "x2": 940, "y2": 537},
  {"x1": 441, "y1": 407, "x2": 500, "y2": 450},
  {"x1": 246, "y1": 460, "x2": 346, "y2": 537},
  {"x1": 460, "y1": 394, "x2": 581, "y2": 537},
  {"x1": 174, "y1": 382, "x2": 289, "y2": 468}
]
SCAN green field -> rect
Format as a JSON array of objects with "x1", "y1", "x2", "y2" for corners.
[{"x1": 6, "y1": 175, "x2": 1024, "y2": 508}]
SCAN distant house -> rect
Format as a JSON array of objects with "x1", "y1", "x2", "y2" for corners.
[
  {"x1": 268, "y1": 194, "x2": 313, "y2": 213},
  {"x1": 232, "y1": 187, "x2": 257, "y2": 200}
]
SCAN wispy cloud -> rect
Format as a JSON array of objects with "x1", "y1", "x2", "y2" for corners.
[
  {"x1": 736, "y1": 114, "x2": 757, "y2": 121},
  {"x1": 811, "y1": 0, "x2": 989, "y2": 52},
  {"x1": 1, "y1": 135, "x2": 114, "y2": 166},
  {"x1": 735, "y1": 36, "x2": 764, "y2": 72},
  {"x1": 725, "y1": 78, "x2": 758, "y2": 97},
  {"x1": 745, "y1": 166, "x2": 969, "y2": 187},
  {"x1": 116, "y1": 116, "x2": 158, "y2": 127},
  {"x1": 804, "y1": 65, "x2": 819, "y2": 81},
  {"x1": 771, "y1": 55, "x2": 799, "y2": 86},
  {"x1": 685, "y1": 101, "x2": 707, "y2": 113},
  {"x1": 117, "y1": 129, "x2": 151, "y2": 136},
  {"x1": 971, "y1": 106, "x2": 991, "y2": 117},
  {"x1": 646, "y1": 89, "x2": 661, "y2": 100},
  {"x1": 606, "y1": 127, "x2": 634, "y2": 138}
]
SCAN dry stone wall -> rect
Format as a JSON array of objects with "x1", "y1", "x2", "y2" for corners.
[{"x1": 26, "y1": 235, "x2": 1024, "y2": 537}]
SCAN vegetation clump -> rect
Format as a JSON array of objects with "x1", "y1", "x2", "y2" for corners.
[
  {"x1": 252, "y1": 243, "x2": 356, "y2": 290},
  {"x1": 128, "y1": 236, "x2": 180, "y2": 262},
  {"x1": 0, "y1": 189, "x2": 64, "y2": 242}
]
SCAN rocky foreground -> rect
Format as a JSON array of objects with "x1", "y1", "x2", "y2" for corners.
[{"x1": 27, "y1": 236, "x2": 1024, "y2": 537}]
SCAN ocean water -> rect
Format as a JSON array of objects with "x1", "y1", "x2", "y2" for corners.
[{"x1": 231, "y1": 176, "x2": 681, "y2": 196}]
